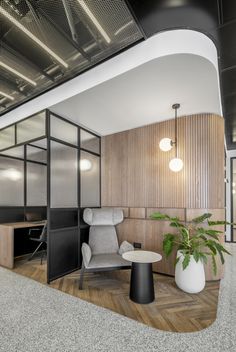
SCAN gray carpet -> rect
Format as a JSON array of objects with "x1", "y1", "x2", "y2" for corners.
[{"x1": 0, "y1": 244, "x2": 235, "y2": 352}]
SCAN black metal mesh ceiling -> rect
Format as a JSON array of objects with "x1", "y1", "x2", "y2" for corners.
[{"x1": 0, "y1": 0, "x2": 143, "y2": 114}]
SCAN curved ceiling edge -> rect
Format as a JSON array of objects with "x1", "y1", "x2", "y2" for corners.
[{"x1": 0, "y1": 29, "x2": 221, "y2": 128}]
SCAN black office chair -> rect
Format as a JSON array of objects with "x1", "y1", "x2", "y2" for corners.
[{"x1": 28, "y1": 224, "x2": 47, "y2": 265}]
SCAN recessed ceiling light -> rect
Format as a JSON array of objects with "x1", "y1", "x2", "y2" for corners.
[
  {"x1": 77, "y1": 0, "x2": 111, "y2": 44},
  {"x1": 0, "y1": 60, "x2": 37, "y2": 86},
  {"x1": 0, "y1": 6, "x2": 68, "y2": 68},
  {"x1": 0, "y1": 90, "x2": 15, "y2": 101}
]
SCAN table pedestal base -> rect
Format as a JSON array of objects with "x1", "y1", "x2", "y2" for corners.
[{"x1": 130, "y1": 262, "x2": 154, "y2": 304}]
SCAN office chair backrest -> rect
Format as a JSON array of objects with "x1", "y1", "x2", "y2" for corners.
[
  {"x1": 25, "y1": 212, "x2": 42, "y2": 222},
  {"x1": 39, "y1": 223, "x2": 47, "y2": 242},
  {"x1": 83, "y1": 208, "x2": 123, "y2": 255}
]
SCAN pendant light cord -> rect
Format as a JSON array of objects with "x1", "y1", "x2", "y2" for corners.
[
  {"x1": 175, "y1": 106, "x2": 177, "y2": 158},
  {"x1": 172, "y1": 103, "x2": 180, "y2": 158}
]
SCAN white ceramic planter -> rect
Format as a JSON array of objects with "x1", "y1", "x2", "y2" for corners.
[{"x1": 175, "y1": 251, "x2": 205, "y2": 294}]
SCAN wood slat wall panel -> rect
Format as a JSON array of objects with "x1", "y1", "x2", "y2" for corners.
[
  {"x1": 101, "y1": 114, "x2": 225, "y2": 281},
  {"x1": 129, "y1": 207, "x2": 146, "y2": 219},
  {"x1": 101, "y1": 114, "x2": 224, "y2": 208}
]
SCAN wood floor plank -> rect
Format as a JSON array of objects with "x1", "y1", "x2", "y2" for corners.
[{"x1": 12, "y1": 257, "x2": 220, "y2": 333}]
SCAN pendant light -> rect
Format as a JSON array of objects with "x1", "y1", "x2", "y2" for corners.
[
  {"x1": 80, "y1": 159, "x2": 92, "y2": 171},
  {"x1": 169, "y1": 103, "x2": 183, "y2": 172},
  {"x1": 159, "y1": 104, "x2": 183, "y2": 172}
]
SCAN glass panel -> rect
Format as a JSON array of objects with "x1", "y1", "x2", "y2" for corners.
[
  {"x1": 0, "y1": 146, "x2": 24, "y2": 159},
  {"x1": 51, "y1": 141, "x2": 77, "y2": 208},
  {"x1": 80, "y1": 151, "x2": 100, "y2": 207},
  {"x1": 0, "y1": 125, "x2": 15, "y2": 150},
  {"x1": 17, "y1": 112, "x2": 46, "y2": 144},
  {"x1": 0, "y1": 156, "x2": 24, "y2": 205},
  {"x1": 51, "y1": 115, "x2": 78, "y2": 145},
  {"x1": 27, "y1": 145, "x2": 47, "y2": 163},
  {"x1": 80, "y1": 130, "x2": 100, "y2": 154},
  {"x1": 27, "y1": 162, "x2": 47, "y2": 206},
  {"x1": 30, "y1": 139, "x2": 47, "y2": 149}
]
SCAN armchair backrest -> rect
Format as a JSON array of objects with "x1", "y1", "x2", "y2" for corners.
[{"x1": 83, "y1": 208, "x2": 123, "y2": 255}]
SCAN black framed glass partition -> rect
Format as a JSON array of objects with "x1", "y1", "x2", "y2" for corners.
[
  {"x1": 48, "y1": 114, "x2": 79, "y2": 282},
  {"x1": 0, "y1": 155, "x2": 24, "y2": 206},
  {"x1": 0, "y1": 109, "x2": 101, "y2": 282}
]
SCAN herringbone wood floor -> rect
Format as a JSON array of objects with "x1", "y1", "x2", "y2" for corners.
[{"x1": 12, "y1": 256, "x2": 220, "y2": 332}]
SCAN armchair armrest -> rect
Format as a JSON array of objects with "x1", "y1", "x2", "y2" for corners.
[
  {"x1": 81, "y1": 243, "x2": 92, "y2": 268},
  {"x1": 118, "y1": 240, "x2": 134, "y2": 255}
]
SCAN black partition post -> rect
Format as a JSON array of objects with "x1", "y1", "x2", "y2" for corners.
[
  {"x1": 47, "y1": 112, "x2": 81, "y2": 283},
  {"x1": 46, "y1": 111, "x2": 101, "y2": 283}
]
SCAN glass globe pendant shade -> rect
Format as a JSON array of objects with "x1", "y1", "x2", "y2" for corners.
[
  {"x1": 80, "y1": 159, "x2": 92, "y2": 171},
  {"x1": 169, "y1": 158, "x2": 183, "y2": 172},
  {"x1": 159, "y1": 138, "x2": 173, "y2": 152}
]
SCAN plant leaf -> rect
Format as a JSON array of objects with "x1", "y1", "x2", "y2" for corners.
[
  {"x1": 204, "y1": 230, "x2": 221, "y2": 240},
  {"x1": 175, "y1": 256, "x2": 180, "y2": 267},
  {"x1": 213, "y1": 242, "x2": 231, "y2": 254},
  {"x1": 163, "y1": 234, "x2": 175, "y2": 257},
  {"x1": 216, "y1": 246, "x2": 225, "y2": 265},
  {"x1": 192, "y1": 213, "x2": 212, "y2": 223},
  {"x1": 206, "y1": 241, "x2": 217, "y2": 255},
  {"x1": 182, "y1": 253, "x2": 191, "y2": 270},
  {"x1": 205, "y1": 229, "x2": 223, "y2": 234},
  {"x1": 214, "y1": 242, "x2": 231, "y2": 264},
  {"x1": 150, "y1": 212, "x2": 170, "y2": 220},
  {"x1": 208, "y1": 220, "x2": 230, "y2": 226},
  {"x1": 181, "y1": 227, "x2": 189, "y2": 242},
  {"x1": 193, "y1": 250, "x2": 200, "y2": 263},
  {"x1": 211, "y1": 254, "x2": 217, "y2": 275},
  {"x1": 169, "y1": 221, "x2": 183, "y2": 228},
  {"x1": 199, "y1": 234, "x2": 208, "y2": 241},
  {"x1": 199, "y1": 252, "x2": 208, "y2": 264}
]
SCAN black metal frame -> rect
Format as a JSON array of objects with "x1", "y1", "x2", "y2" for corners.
[
  {"x1": 230, "y1": 157, "x2": 236, "y2": 242},
  {"x1": 0, "y1": 110, "x2": 47, "y2": 153},
  {"x1": 0, "y1": 38, "x2": 144, "y2": 118},
  {"x1": 46, "y1": 110, "x2": 101, "y2": 283},
  {"x1": 0, "y1": 108, "x2": 101, "y2": 283}
]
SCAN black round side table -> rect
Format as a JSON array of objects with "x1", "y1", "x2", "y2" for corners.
[{"x1": 122, "y1": 250, "x2": 162, "y2": 304}]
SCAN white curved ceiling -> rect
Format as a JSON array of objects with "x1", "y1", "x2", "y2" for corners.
[
  {"x1": 0, "y1": 29, "x2": 222, "y2": 133},
  {"x1": 50, "y1": 53, "x2": 221, "y2": 135}
]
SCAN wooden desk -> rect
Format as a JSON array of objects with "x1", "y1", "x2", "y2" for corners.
[{"x1": 0, "y1": 221, "x2": 46, "y2": 269}]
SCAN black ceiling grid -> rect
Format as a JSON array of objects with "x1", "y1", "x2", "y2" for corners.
[
  {"x1": 1, "y1": 0, "x2": 236, "y2": 150},
  {"x1": 0, "y1": 0, "x2": 143, "y2": 114}
]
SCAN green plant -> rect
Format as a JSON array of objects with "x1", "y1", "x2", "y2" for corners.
[{"x1": 150, "y1": 212, "x2": 231, "y2": 274}]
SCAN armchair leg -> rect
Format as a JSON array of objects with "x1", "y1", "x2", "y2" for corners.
[{"x1": 79, "y1": 262, "x2": 85, "y2": 290}]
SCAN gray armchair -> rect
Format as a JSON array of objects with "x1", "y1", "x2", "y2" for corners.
[{"x1": 79, "y1": 208, "x2": 134, "y2": 289}]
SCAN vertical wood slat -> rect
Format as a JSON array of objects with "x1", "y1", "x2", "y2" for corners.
[{"x1": 101, "y1": 114, "x2": 224, "y2": 209}]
